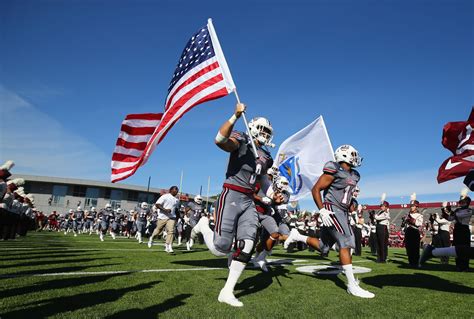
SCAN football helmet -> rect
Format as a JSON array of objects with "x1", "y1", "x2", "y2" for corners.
[
  {"x1": 194, "y1": 195, "x2": 203, "y2": 205},
  {"x1": 275, "y1": 175, "x2": 290, "y2": 192},
  {"x1": 91, "y1": 207, "x2": 96, "y2": 212},
  {"x1": 248, "y1": 117, "x2": 273, "y2": 146},
  {"x1": 334, "y1": 145, "x2": 362, "y2": 167},
  {"x1": 141, "y1": 202, "x2": 148, "y2": 209},
  {"x1": 105, "y1": 203, "x2": 112, "y2": 210}
]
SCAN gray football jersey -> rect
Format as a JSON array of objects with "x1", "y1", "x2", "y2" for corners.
[
  {"x1": 322, "y1": 161, "x2": 360, "y2": 211},
  {"x1": 187, "y1": 202, "x2": 204, "y2": 223},
  {"x1": 224, "y1": 131, "x2": 273, "y2": 191},
  {"x1": 137, "y1": 208, "x2": 149, "y2": 222}
]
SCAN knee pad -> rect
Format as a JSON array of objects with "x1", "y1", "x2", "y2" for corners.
[{"x1": 232, "y1": 239, "x2": 254, "y2": 263}]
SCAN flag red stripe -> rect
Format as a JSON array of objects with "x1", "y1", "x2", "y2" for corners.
[
  {"x1": 111, "y1": 166, "x2": 136, "y2": 175},
  {"x1": 125, "y1": 113, "x2": 163, "y2": 121},
  {"x1": 165, "y1": 61, "x2": 220, "y2": 110},
  {"x1": 112, "y1": 153, "x2": 140, "y2": 162},
  {"x1": 120, "y1": 124, "x2": 156, "y2": 135},
  {"x1": 115, "y1": 138, "x2": 147, "y2": 151}
]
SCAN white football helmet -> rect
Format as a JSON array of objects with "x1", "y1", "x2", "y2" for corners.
[
  {"x1": 77, "y1": 206, "x2": 83, "y2": 211},
  {"x1": 194, "y1": 195, "x2": 203, "y2": 205},
  {"x1": 141, "y1": 202, "x2": 148, "y2": 209},
  {"x1": 334, "y1": 145, "x2": 362, "y2": 167},
  {"x1": 248, "y1": 117, "x2": 273, "y2": 146},
  {"x1": 91, "y1": 207, "x2": 96, "y2": 212},
  {"x1": 276, "y1": 175, "x2": 290, "y2": 192},
  {"x1": 105, "y1": 203, "x2": 112, "y2": 210},
  {"x1": 353, "y1": 186, "x2": 360, "y2": 198}
]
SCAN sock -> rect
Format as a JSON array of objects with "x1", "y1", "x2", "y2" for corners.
[
  {"x1": 201, "y1": 227, "x2": 226, "y2": 257},
  {"x1": 189, "y1": 238, "x2": 194, "y2": 247},
  {"x1": 432, "y1": 247, "x2": 457, "y2": 257},
  {"x1": 178, "y1": 236, "x2": 182, "y2": 244},
  {"x1": 343, "y1": 264, "x2": 357, "y2": 286},
  {"x1": 295, "y1": 232, "x2": 308, "y2": 243},
  {"x1": 223, "y1": 260, "x2": 246, "y2": 293},
  {"x1": 138, "y1": 233, "x2": 142, "y2": 242}
]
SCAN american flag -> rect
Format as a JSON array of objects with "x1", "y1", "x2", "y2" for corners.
[{"x1": 111, "y1": 19, "x2": 235, "y2": 183}]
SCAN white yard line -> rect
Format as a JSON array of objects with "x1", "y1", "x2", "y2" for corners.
[{"x1": 0, "y1": 267, "x2": 223, "y2": 278}]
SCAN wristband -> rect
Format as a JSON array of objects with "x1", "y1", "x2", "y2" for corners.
[
  {"x1": 215, "y1": 131, "x2": 229, "y2": 143},
  {"x1": 228, "y1": 114, "x2": 238, "y2": 125}
]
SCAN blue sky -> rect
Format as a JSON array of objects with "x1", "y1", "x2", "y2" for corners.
[{"x1": 1, "y1": 0, "x2": 472, "y2": 209}]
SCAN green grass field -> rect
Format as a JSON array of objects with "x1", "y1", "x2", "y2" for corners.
[{"x1": 0, "y1": 232, "x2": 473, "y2": 319}]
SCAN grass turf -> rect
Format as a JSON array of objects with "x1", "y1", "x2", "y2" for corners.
[{"x1": 0, "y1": 232, "x2": 473, "y2": 318}]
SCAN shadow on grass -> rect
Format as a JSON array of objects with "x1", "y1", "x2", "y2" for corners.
[
  {"x1": 2, "y1": 280, "x2": 162, "y2": 319},
  {"x1": 0, "y1": 273, "x2": 128, "y2": 298},
  {"x1": 171, "y1": 258, "x2": 228, "y2": 268},
  {"x1": 292, "y1": 272, "x2": 347, "y2": 291},
  {"x1": 362, "y1": 273, "x2": 474, "y2": 294},
  {"x1": 234, "y1": 266, "x2": 292, "y2": 298},
  {"x1": 0, "y1": 263, "x2": 121, "y2": 279},
  {"x1": 390, "y1": 258, "x2": 459, "y2": 272},
  {"x1": 0, "y1": 251, "x2": 97, "y2": 262},
  {"x1": 104, "y1": 293, "x2": 193, "y2": 318},
  {"x1": 0, "y1": 257, "x2": 116, "y2": 269}
]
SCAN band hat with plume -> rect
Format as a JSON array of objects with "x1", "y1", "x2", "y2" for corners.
[
  {"x1": 14, "y1": 187, "x2": 25, "y2": 197},
  {"x1": 460, "y1": 187, "x2": 469, "y2": 200},
  {"x1": 0, "y1": 160, "x2": 14, "y2": 171},
  {"x1": 410, "y1": 192, "x2": 419, "y2": 206},
  {"x1": 380, "y1": 193, "x2": 389, "y2": 207},
  {"x1": 25, "y1": 194, "x2": 35, "y2": 206},
  {"x1": 7, "y1": 178, "x2": 25, "y2": 187}
]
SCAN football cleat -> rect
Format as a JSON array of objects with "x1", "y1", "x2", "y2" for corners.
[
  {"x1": 218, "y1": 288, "x2": 243, "y2": 307},
  {"x1": 192, "y1": 216, "x2": 209, "y2": 235},
  {"x1": 347, "y1": 283, "x2": 375, "y2": 298},
  {"x1": 147, "y1": 240, "x2": 152, "y2": 248},
  {"x1": 284, "y1": 228, "x2": 300, "y2": 249}
]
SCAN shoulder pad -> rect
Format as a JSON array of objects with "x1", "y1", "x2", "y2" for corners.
[{"x1": 323, "y1": 161, "x2": 339, "y2": 175}]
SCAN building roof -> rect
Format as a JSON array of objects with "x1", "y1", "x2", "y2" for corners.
[{"x1": 13, "y1": 174, "x2": 167, "y2": 193}]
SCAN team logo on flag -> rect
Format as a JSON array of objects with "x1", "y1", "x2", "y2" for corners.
[{"x1": 278, "y1": 155, "x2": 303, "y2": 195}]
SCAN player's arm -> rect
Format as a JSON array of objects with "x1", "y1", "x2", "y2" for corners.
[
  {"x1": 215, "y1": 103, "x2": 246, "y2": 152},
  {"x1": 311, "y1": 174, "x2": 334, "y2": 210}
]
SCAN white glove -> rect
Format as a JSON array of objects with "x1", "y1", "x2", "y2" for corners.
[
  {"x1": 261, "y1": 197, "x2": 272, "y2": 205},
  {"x1": 319, "y1": 208, "x2": 335, "y2": 227}
]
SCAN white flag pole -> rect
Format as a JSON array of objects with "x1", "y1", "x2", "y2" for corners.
[
  {"x1": 207, "y1": 18, "x2": 259, "y2": 159},
  {"x1": 206, "y1": 175, "x2": 210, "y2": 213},
  {"x1": 233, "y1": 89, "x2": 259, "y2": 159}
]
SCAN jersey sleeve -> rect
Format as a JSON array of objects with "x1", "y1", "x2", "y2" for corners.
[
  {"x1": 230, "y1": 131, "x2": 245, "y2": 144},
  {"x1": 322, "y1": 161, "x2": 338, "y2": 175}
]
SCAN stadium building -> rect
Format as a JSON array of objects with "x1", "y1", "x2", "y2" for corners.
[{"x1": 14, "y1": 174, "x2": 215, "y2": 213}]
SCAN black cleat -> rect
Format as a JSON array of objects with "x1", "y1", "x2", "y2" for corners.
[{"x1": 419, "y1": 244, "x2": 434, "y2": 265}]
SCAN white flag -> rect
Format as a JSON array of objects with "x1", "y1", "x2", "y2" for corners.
[{"x1": 276, "y1": 116, "x2": 334, "y2": 201}]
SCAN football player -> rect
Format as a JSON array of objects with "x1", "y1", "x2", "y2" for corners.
[
  {"x1": 98, "y1": 203, "x2": 114, "y2": 241},
  {"x1": 187, "y1": 195, "x2": 205, "y2": 250},
  {"x1": 135, "y1": 202, "x2": 150, "y2": 244},
  {"x1": 192, "y1": 103, "x2": 277, "y2": 307},
  {"x1": 252, "y1": 173, "x2": 288, "y2": 272},
  {"x1": 284, "y1": 145, "x2": 375, "y2": 298}
]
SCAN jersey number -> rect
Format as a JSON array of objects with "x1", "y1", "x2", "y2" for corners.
[{"x1": 341, "y1": 186, "x2": 353, "y2": 205}]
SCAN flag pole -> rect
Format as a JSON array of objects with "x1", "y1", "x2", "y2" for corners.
[
  {"x1": 178, "y1": 170, "x2": 184, "y2": 199},
  {"x1": 207, "y1": 19, "x2": 259, "y2": 159},
  {"x1": 233, "y1": 89, "x2": 259, "y2": 159},
  {"x1": 206, "y1": 175, "x2": 210, "y2": 213}
]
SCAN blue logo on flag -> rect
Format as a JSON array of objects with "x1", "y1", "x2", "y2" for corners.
[{"x1": 278, "y1": 156, "x2": 303, "y2": 195}]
